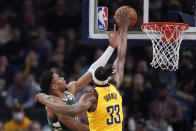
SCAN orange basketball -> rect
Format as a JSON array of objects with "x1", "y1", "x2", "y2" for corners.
[{"x1": 114, "y1": 6, "x2": 137, "y2": 28}]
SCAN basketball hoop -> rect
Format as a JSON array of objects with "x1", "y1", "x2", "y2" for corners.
[{"x1": 141, "y1": 22, "x2": 189, "y2": 71}]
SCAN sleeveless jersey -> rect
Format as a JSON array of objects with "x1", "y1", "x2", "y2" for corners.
[
  {"x1": 47, "y1": 91, "x2": 75, "y2": 131},
  {"x1": 86, "y1": 84, "x2": 123, "y2": 131}
]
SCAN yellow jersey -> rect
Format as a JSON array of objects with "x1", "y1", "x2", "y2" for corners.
[
  {"x1": 86, "y1": 84, "x2": 123, "y2": 131},
  {"x1": 4, "y1": 117, "x2": 32, "y2": 131}
]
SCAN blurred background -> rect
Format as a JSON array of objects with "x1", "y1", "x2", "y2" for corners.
[{"x1": 0, "y1": 0, "x2": 195, "y2": 131}]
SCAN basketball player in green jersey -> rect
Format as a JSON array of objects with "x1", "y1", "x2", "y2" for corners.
[
  {"x1": 40, "y1": 71, "x2": 89, "y2": 131},
  {"x1": 38, "y1": 24, "x2": 120, "y2": 131}
]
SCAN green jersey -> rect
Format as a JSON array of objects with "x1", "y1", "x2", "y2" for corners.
[{"x1": 47, "y1": 91, "x2": 75, "y2": 131}]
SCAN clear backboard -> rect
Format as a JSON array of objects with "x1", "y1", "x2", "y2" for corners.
[{"x1": 82, "y1": 0, "x2": 196, "y2": 46}]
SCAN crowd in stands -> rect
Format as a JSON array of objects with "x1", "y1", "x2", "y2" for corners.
[{"x1": 0, "y1": 0, "x2": 195, "y2": 131}]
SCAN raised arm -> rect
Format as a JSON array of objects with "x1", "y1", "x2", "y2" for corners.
[
  {"x1": 110, "y1": 8, "x2": 129, "y2": 89},
  {"x1": 35, "y1": 93, "x2": 97, "y2": 117},
  {"x1": 69, "y1": 28, "x2": 120, "y2": 95}
]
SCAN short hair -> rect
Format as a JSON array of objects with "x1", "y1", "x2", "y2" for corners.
[
  {"x1": 39, "y1": 71, "x2": 53, "y2": 94},
  {"x1": 94, "y1": 65, "x2": 114, "y2": 81}
]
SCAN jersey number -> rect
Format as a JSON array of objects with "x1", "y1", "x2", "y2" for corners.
[{"x1": 106, "y1": 104, "x2": 121, "y2": 125}]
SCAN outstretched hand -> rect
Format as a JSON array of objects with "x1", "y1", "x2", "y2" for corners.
[{"x1": 107, "y1": 24, "x2": 120, "y2": 48}]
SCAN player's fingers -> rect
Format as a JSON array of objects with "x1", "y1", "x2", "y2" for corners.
[
  {"x1": 114, "y1": 24, "x2": 116, "y2": 32},
  {"x1": 119, "y1": 9, "x2": 122, "y2": 18},
  {"x1": 106, "y1": 31, "x2": 111, "y2": 38},
  {"x1": 119, "y1": 10, "x2": 122, "y2": 22},
  {"x1": 123, "y1": 8, "x2": 126, "y2": 18},
  {"x1": 126, "y1": 8, "x2": 129, "y2": 18},
  {"x1": 127, "y1": 8, "x2": 131, "y2": 20}
]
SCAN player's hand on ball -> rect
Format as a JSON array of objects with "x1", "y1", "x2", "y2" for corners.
[
  {"x1": 107, "y1": 24, "x2": 120, "y2": 48},
  {"x1": 35, "y1": 93, "x2": 48, "y2": 104},
  {"x1": 118, "y1": 8, "x2": 130, "y2": 29},
  {"x1": 114, "y1": 6, "x2": 134, "y2": 30}
]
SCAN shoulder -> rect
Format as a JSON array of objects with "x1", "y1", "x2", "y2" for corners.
[
  {"x1": 4, "y1": 120, "x2": 12, "y2": 128},
  {"x1": 81, "y1": 93, "x2": 97, "y2": 103},
  {"x1": 24, "y1": 117, "x2": 32, "y2": 125},
  {"x1": 67, "y1": 81, "x2": 77, "y2": 96},
  {"x1": 109, "y1": 83, "x2": 116, "y2": 88},
  {"x1": 108, "y1": 83, "x2": 118, "y2": 91},
  {"x1": 4, "y1": 120, "x2": 16, "y2": 130},
  {"x1": 68, "y1": 81, "x2": 77, "y2": 88},
  {"x1": 82, "y1": 93, "x2": 96, "y2": 99}
]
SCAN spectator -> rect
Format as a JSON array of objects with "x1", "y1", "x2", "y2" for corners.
[
  {"x1": 136, "y1": 60, "x2": 148, "y2": 74},
  {"x1": 169, "y1": 76, "x2": 196, "y2": 131},
  {"x1": 192, "y1": 121, "x2": 196, "y2": 131},
  {"x1": 44, "y1": 0, "x2": 81, "y2": 32},
  {"x1": 124, "y1": 73, "x2": 154, "y2": 130},
  {"x1": 122, "y1": 105, "x2": 129, "y2": 131},
  {"x1": 5, "y1": 71, "x2": 36, "y2": 109},
  {"x1": 55, "y1": 36, "x2": 67, "y2": 53},
  {"x1": 48, "y1": 50, "x2": 65, "y2": 70},
  {"x1": 136, "y1": 60, "x2": 157, "y2": 88},
  {"x1": 0, "y1": 55, "x2": 9, "y2": 80},
  {"x1": 4, "y1": 103, "x2": 32, "y2": 131},
  {"x1": 147, "y1": 83, "x2": 182, "y2": 131},
  {"x1": 28, "y1": 121, "x2": 41, "y2": 131},
  {"x1": 24, "y1": 51, "x2": 38, "y2": 75},
  {"x1": 0, "y1": 9, "x2": 12, "y2": 46},
  {"x1": 177, "y1": 51, "x2": 196, "y2": 86},
  {"x1": 37, "y1": 26, "x2": 53, "y2": 57},
  {"x1": 125, "y1": 56, "x2": 134, "y2": 75},
  {"x1": 143, "y1": 46, "x2": 153, "y2": 64},
  {"x1": 26, "y1": 74, "x2": 41, "y2": 93},
  {"x1": 157, "y1": 69, "x2": 177, "y2": 91},
  {"x1": 135, "y1": 119, "x2": 147, "y2": 131},
  {"x1": 127, "y1": 89, "x2": 146, "y2": 131},
  {"x1": 22, "y1": 0, "x2": 37, "y2": 29},
  {"x1": 22, "y1": 31, "x2": 48, "y2": 67},
  {"x1": 3, "y1": 27, "x2": 25, "y2": 66},
  {"x1": 0, "y1": 55, "x2": 18, "y2": 86},
  {"x1": 0, "y1": 79, "x2": 6, "y2": 106}
]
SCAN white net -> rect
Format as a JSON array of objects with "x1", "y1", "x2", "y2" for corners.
[{"x1": 142, "y1": 23, "x2": 188, "y2": 71}]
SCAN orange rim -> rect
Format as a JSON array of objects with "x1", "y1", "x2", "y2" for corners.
[{"x1": 141, "y1": 22, "x2": 189, "y2": 31}]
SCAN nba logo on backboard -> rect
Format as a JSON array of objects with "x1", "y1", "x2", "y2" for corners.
[{"x1": 97, "y1": 7, "x2": 108, "y2": 31}]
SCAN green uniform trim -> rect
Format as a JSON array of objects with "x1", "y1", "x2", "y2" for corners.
[{"x1": 47, "y1": 91, "x2": 75, "y2": 131}]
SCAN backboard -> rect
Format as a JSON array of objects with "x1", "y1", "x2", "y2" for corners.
[{"x1": 82, "y1": 0, "x2": 196, "y2": 46}]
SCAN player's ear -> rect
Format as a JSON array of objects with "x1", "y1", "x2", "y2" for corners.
[{"x1": 51, "y1": 84, "x2": 58, "y2": 90}]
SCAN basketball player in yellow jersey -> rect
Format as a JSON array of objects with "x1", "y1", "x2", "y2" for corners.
[{"x1": 35, "y1": 9, "x2": 129, "y2": 131}]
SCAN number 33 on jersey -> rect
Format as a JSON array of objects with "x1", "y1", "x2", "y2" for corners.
[{"x1": 86, "y1": 84, "x2": 123, "y2": 131}]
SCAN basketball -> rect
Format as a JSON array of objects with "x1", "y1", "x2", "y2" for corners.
[{"x1": 114, "y1": 6, "x2": 137, "y2": 28}]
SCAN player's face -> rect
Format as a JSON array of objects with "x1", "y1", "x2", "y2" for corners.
[{"x1": 52, "y1": 73, "x2": 68, "y2": 92}]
